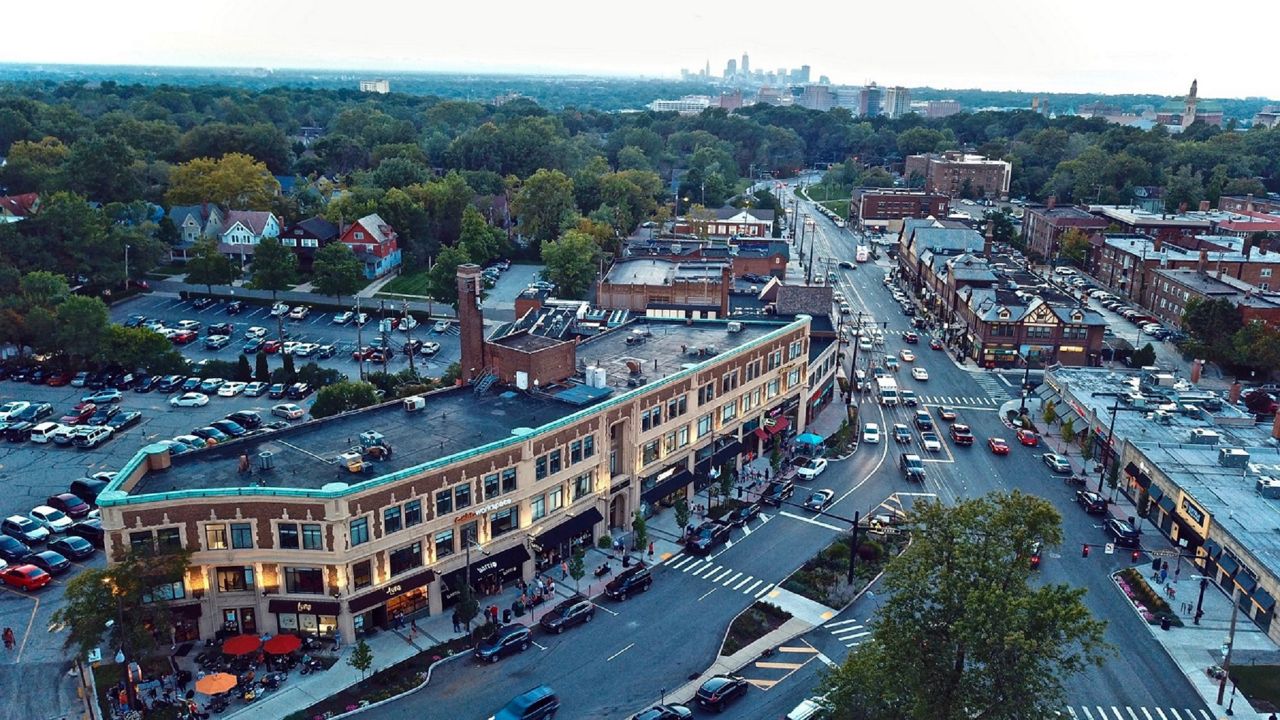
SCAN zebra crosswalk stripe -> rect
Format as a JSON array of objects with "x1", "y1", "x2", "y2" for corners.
[
  {"x1": 743, "y1": 579, "x2": 762, "y2": 595},
  {"x1": 755, "y1": 583, "x2": 774, "y2": 598},
  {"x1": 1080, "y1": 706, "x2": 1094, "y2": 720},
  {"x1": 825, "y1": 618, "x2": 862, "y2": 628},
  {"x1": 1140, "y1": 709, "x2": 1153, "y2": 720},
  {"x1": 1125, "y1": 707, "x2": 1139, "y2": 720},
  {"x1": 722, "y1": 571, "x2": 743, "y2": 586},
  {"x1": 733, "y1": 575, "x2": 754, "y2": 591},
  {"x1": 1154, "y1": 709, "x2": 1168, "y2": 720}
]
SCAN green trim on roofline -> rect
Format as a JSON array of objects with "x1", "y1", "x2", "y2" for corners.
[{"x1": 98, "y1": 315, "x2": 812, "y2": 507}]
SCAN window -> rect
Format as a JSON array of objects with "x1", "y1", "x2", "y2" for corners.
[
  {"x1": 742, "y1": 389, "x2": 755, "y2": 412},
  {"x1": 570, "y1": 440, "x2": 583, "y2": 464},
  {"x1": 284, "y1": 567, "x2": 325, "y2": 595},
  {"x1": 501, "y1": 468, "x2": 517, "y2": 493},
  {"x1": 698, "y1": 382, "x2": 716, "y2": 405},
  {"x1": 573, "y1": 473, "x2": 593, "y2": 501},
  {"x1": 745, "y1": 359, "x2": 761, "y2": 381},
  {"x1": 678, "y1": 426, "x2": 690, "y2": 448},
  {"x1": 384, "y1": 506, "x2": 402, "y2": 534},
  {"x1": 767, "y1": 379, "x2": 780, "y2": 398},
  {"x1": 484, "y1": 473, "x2": 500, "y2": 500},
  {"x1": 230, "y1": 523, "x2": 254, "y2": 550},
  {"x1": 641, "y1": 406, "x2": 662, "y2": 432},
  {"x1": 583, "y1": 435, "x2": 595, "y2": 458},
  {"x1": 354, "y1": 231, "x2": 365, "y2": 240},
  {"x1": 454, "y1": 484, "x2": 472, "y2": 509},
  {"x1": 204, "y1": 524, "x2": 227, "y2": 551},
  {"x1": 666, "y1": 396, "x2": 687, "y2": 418},
  {"x1": 281, "y1": 237, "x2": 297, "y2": 247},
  {"x1": 490, "y1": 508, "x2": 517, "y2": 537},
  {"x1": 549, "y1": 449, "x2": 562, "y2": 475},
  {"x1": 350, "y1": 517, "x2": 370, "y2": 547},
  {"x1": 389, "y1": 542, "x2": 423, "y2": 576},
  {"x1": 549, "y1": 486, "x2": 564, "y2": 511},
  {"x1": 435, "y1": 529, "x2": 455, "y2": 559},
  {"x1": 436, "y1": 489, "x2": 453, "y2": 516},
  {"x1": 405, "y1": 500, "x2": 422, "y2": 527},
  {"x1": 664, "y1": 431, "x2": 677, "y2": 454},
  {"x1": 1263, "y1": 268, "x2": 1273, "y2": 278},
  {"x1": 130, "y1": 531, "x2": 153, "y2": 553},
  {"x1": 216, "y1": 566, "x2": 254, "y2": 593},
  {"x1": 721, "y1": 370, "x2": 739, "y2": 394},
  {"x1": 352, "y1": 561, "x2": 372, "y2": 590},
  {"x1": 721, "y1": 400, "x2": 737, "y2": 423},
  {"x1": 143, "y1": 581, "x2": 185, "y2": 604},
  {"x1": 642, "y1": 440, "x2": 660, "y2": 465},
  {"x1": 279, "y1": 524, "x2": 299, "y2": 549},
  {"x1": 788, "y1": 368, "x2": 801, "y2": 387},
  {"x1": 536, "y1": 455, "x2": 548, "y2": 480},
  {"x1": 302, "y1": 524, "x2": 323, "y2": 550},
  {"x1": 789, "y1": 340, "x2": 803, "y2": 360},
  {"x1": 157, "y1": 528, "x2": 182, "y2": 552},
  {"x1": 301, "y1": 238, "x2": 319, "y2": 248},
  {"x1": 531, "y1": 494, "x2": 546, "y2": 521}
]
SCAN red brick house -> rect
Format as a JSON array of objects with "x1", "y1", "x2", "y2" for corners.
[{"x1": 339, "y1": 213, "x2": 403, "y2": 279}]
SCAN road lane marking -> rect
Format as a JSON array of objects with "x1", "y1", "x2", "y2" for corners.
[
  {"x1": 606, "y1": 642, "x2": 634, "y2": 662},
  {"x1": 778, "y1": 511, "x2": 844, "y2": 531},
  {"x1": 1081, "y1": 708, "x2": 1094, "y2": 720},
  {"x1": 1154, "y1": 709, "x2": 1168, "y2": 720},
  {"x1": 732, "y1": 575, "x2": 754, "y2": 591},
  {"x1": 722, "y1": 571, "x2": 743, "y2": 586},
  {"x1": 777, "y1": 646, "x2": 818, "y2": 653},
  {"x1": 711, "y1": 568, "x2": 735, "y2": 583},
  {"x1": 754, "y1": 583, "x2": 774, "y2": 598},
  {"x1": 682, "y1": 560, "x2": 705, "y2": 574},
  {"x1": 825, "y1": 618, "x2": 861, "y2": 628},
  {"x1": 530, "y1": 639, "x2": 547, "y2": 650},
  {"x1": 755, "y1": 661, "x2": 804, "y2": 670},
  {"x1": 1065, "y1": 710, "x2": 1078, "y2": 720},
  {"x1": 743, "y1": 579, "x2": 762, "y2": 595},
  {"x1": 745, "y1": 678, "x2": 777, "y2": 689},
  {"x1": 591, "y1": 602, "x2": 619, "y2": 617},
  {"x1": 697, "y1": 587, "x2": 717, "y2": 601},
  {"x1": 1126, "y1": 709, "x2": 1139, "y2": 720},
  {"x1": 1110, "y1": 707, "x2": 1123, "y2": 720}
]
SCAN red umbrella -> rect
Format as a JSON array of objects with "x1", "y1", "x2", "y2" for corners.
[
  {"x1": 221, "y1": 634, "x2": 261, "y2": 656},
  {"x1": 262, "y1": 633, "x2": 302, "y2": 655}
]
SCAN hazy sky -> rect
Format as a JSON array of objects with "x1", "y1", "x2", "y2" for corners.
[{"x1": 8, "y1": 0, "x2": 1276, "y2": 99}]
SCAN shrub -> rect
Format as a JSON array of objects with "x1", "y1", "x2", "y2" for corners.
[{"x1": 597, "y1": 534, "x2": 613, "y2": 550}]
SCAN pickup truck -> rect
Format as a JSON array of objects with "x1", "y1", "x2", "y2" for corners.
[{"x1": 949, "y1": 423, "x2": 974, "y2": 446}]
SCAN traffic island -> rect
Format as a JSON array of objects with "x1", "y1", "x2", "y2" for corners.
[
  {"x1": 722, "y1": 602, "x2": 792, "y2": 656},
  {"x1": 783, "y1": 533, "x2": 906, "y2": 608},
  {"x1": 1113, "y1": 568, "x2": 1184, "y2": 628}
]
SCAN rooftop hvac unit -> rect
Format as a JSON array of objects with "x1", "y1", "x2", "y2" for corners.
[
  {"x1": 1219, "y1": 447, "x2": 1250, "y2": 468},
  {"x1": 1188, "y1": 428, "x2": 1220, "y2": 445},
  {"x1": 515, "y1": 371, "x2": 529, "y2": 390},
  {"x1": 1256, "y1": 478, "x2": 1280, "y2": 499},
  {"x1": 1125, "y1": 392, "x2": 1147, "y2": 408},
  {"x1": 403, "y1": 396, "x2": 426, "y2": 412},
  {"x1": 257, "y1": 451, "x2": 274, "y2": 471},
  {"x1": 338, "y1": 451, "x2": 364, "y2": 473},
  {"x1": 1152, "y1": 410, "x2": 1172, "y2": 425},
  {"x1": 727, "y1": 321, "x2": 744, "y2": 333},
  {"x1": 359, "y1": 431, "x2": 385, "y2": 449},
  {"x1": 585, "y1": 366, "x2": 608, "y2": 389}
]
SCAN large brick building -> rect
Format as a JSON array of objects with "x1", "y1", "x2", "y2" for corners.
[
  {"x1": 596, "y1": 259, "x2": 731, "y2": 317},
  {"x1": 1093, "y1": 234, "x2": 1280, "y2": 308},
  {"x1": 1021, "y1": 201, "x2": 1108, "y2": 261},
  {"x1": 623, "y1": 237, "x2": 790, "y2": 279},
  {"x1": 903, "y1": 151, "x2": 1011, "y2": 199},
  {"x1": 849, "y1": 188, "x2": 949, "y2": 233},
  {"x1": 1148, "y1": 266, "x2": 1280, "y2": 329},
  {"x1": 96, "y1": 265, "x2": 830, "y2": 643}
]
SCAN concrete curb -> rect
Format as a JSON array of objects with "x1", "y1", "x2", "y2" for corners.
[{"x1": 322, "y1": 650, "x2": 471, "y2": 720}]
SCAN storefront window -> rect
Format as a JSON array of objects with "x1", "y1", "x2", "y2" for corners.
[
  {"x1": 230, "y1": 523, "x2": 254, "y2": 549},
  {"x1": 484, "y1": 474, "x2": 500, "y2": 500},
  {"x1": 352, "y1": 560, "x2": 372, "y2": 590},
  {"x1": 455, "y1": 484, "x2": 472, "y2": 509},
  {"x1": 531, "y1": 494, "x2": 546, "y2": 521},
  {"x1": 142, "y1": 580, "x2": 185, "y2": 603},
  {"x1": 435, "y1": 529, "x2": 455, "y2": 559},
  {"x1": 386, "y1": 588, "x2": 428, "y2": 620},
  {"x1": 350, "y1": 517, "x2": 370, "y2": 546},
  {"x1": 278, "y1": 524, "x2": 299, "y2": 549},
  {"x1": 204, "y1": 524, "x2": 227, "y2": 550},
  {"x1": 502, "y1": 468, "x2": 517, "y2": 493},
  {"x1": 390, "y1": 542, "x2": 423, "y2": 576},
  {"x1": 384, "y1": 506, "x2": 402, "y2": 534},
  {"x1": 405, "y1": 500, "x2": 422, "y2": 527},
  {"x1": 216, "y1": 566, "x2": 254, "y2": 593},
  {"x1": 490, "y1": 508, "x2": 517, "y2": 538},
  {"x1": 302, "y1": 524, "x2": 323, "y2": 550},
  {"x1": 284, "y1": 567, "x2": 325, "y2": 594},
  {"x1": 436, "y1": 489, "x2": 453, "y2": 517}
]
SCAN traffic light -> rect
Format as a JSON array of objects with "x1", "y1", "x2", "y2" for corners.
[
  {"x1": 1081, "y1": 544, "x2": 1091, "y2": 558},
  {"x1": 1131, "y1": 549, "x2": 1141, "y2": 563}
]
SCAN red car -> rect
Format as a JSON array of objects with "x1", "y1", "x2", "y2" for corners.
[
  {"x1": 903, "y1": 331, "x2": 919, "y2": 344},
  {"x1": 929, "y1": 338, "x2": 944, "y2": 351},
  {"x1": 45, "y1": 371, "x2": 72, "y2": 387},
  {"x1": 0, "y1": 564, "x2": 52, "y2": 591},
  {"x1": 1015, "y1": 428, "x2": 1039, "y2": 447},
  {"x1": 46, "y1": 492, "x2": 91, "y2": 519},
  {"x1": 949, "y1": 424, "x2": 974, "y2": 445},
  {"x1": 61, "y1": 404, "x2": 96, "y2": 425},
  {"x1": 262, "y1": 340, "x2": 283, "y2": 354},
  {"x1": 988, "y1": 437, "x2": 1010, "y2": 455},
  {"x1": 172, "y1": 330, "x2": 198, "y2": 345}
]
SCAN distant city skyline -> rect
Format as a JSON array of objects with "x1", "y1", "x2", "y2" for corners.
[{"x1": 2, "y1": 0, "x2": 1276, "y2": 99}]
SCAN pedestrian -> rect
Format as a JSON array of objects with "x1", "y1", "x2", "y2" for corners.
[
  {"x1": 560, "y1": 560, "x2": 569, "y2": 580},
  {"x1": 410, "y1": 620, "x2": 418, "y2": 641},
  {"x1": 2, "y1": 627, "x2": 13, "y2": 650},
  {"x1": 451, "y1": 612, "x2": 461, "y2": 633},
  {"x1": 648, "y1": 541, "x2": 654, "y2": 558},
  {"x1": 1174, "y1": 565, "x2": 1181, "y2": 583},
  {"x1": 1159, "y1": 567, "x2": 1168, "y2": 584}
]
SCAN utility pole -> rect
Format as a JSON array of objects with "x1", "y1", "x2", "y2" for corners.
[
  {"x1": 849, "y1": 311, "x2": 866, "y2": 406},
  {"x1": 1217, "y1": 586, "x2": 1241, "y2": 706},
  {"x1": 404, "y1": 299, "x2": 416, "y2": 376},
  {"x1": 380, "y1": 300, "x2": 389, "y2": 376},
  {"x1": 847, "y1": 511, "x2": 861, "y2": 584},
  {"x1": 355, "y1": 296, "x2": 366, "y2": 381}
]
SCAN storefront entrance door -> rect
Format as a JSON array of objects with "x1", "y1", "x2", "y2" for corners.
[{"x1": 240, "y1": 608, "x2": 257, "y2": 634}]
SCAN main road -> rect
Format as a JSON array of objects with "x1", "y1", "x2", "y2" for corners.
[{"x1": 361, "y1": 188, "x2": 1211, "y2": 719}]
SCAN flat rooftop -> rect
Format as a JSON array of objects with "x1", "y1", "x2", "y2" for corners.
[
  {"x1": 1133, "y1": 442, "x2": 1280, "y2": 582},
  {"x1": 604, "y1": 258, "x2": 728, "y2": 286},
  {"x1": 128, "y1": 318, "x2": 792, "y2": 495},
  {"x1": 1152, "y1": 269, "x2": 1280, "y2": 309}
]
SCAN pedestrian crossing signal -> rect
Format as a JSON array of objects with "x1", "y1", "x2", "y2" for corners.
[
  {"x1": 1131, "y1": 549, "x2": 1141, "y2": 563},
  {"x1": 1081, "y1": 544, "x2": 1090, "y2": 557}
]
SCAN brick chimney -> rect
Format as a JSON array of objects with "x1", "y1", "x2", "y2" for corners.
[
  {"x1": 1151, "y1": 235, "x2": 1163, "y2": 253},
  {"x1": 983, "y1": 220, "x2": 994, "y2": 258},
  {"x1": 1246, "y1": 193, "x2": 1255, "y2": 213},
  {"x1": 456, "y1": 264, "x2": 486, "y2": 383},
  {"x1": 1197, "y1": 249, "x2": 1208, "y2": 274},
  {"x1": 1190, "y1": 358, "x2": 1202, "y2": 384},
  {"x1": 1178, "y1": 202, "x2": 1188, "y2": 214},
  {"x1": 719, "y1": 264, "x2": 731, "y2": 317},
  {"x1": 1229, "y1": 379, "x2": 1243, "y2": 405},
  {"x1": 1046, "y1": 196, "x2": 1057, "y2": 210},
  {"x1": 1198, "y1": 200, "x2": 1211, "y2": 212}
]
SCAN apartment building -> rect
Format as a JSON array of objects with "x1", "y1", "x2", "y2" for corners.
[
  {"x1": 1148, "y1": 267, "x2": 1280, "y2": 329},
  {"x1": 1021, "y1": 200, "x2": 1108, "y2": 261},
  {"x1": 903, "y1": 151, "x2": 1012, "y2": 199},
  {"x1": 849, "y1": 188, "x2": 949, "y2": 233}
]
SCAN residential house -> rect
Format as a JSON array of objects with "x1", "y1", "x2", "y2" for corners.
[
  {"x1": 218, "y1": 210, "x2": 282, "y2": 267},
  {"x1": 0, "y1": 193, "x2": 40, "y2": 223},
  {"x1": 168, "y1": 204, "x2": 226, "y2": 261},
  {"x1": 339, "y1": 213, "x2": 402, "y2": 279},
  {"x1": 280, "y1": 217, "x2": 340, "y2": 272}
]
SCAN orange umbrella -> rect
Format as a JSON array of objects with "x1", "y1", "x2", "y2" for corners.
[
  {"x1": 263, "y1": 633, "x2": 302, "y2": 655},
  {"x1": 194, "y1": 672, "x2": 237, "y2": 695},
  {"x1": 221, "y1": 634, "x2": 261, "y2": 656}
]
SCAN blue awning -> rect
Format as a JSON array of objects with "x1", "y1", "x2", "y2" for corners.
[
  {"x1": 1252, "y1": 588, "x2": 1275, "y2": 613},
  {"x1": 1201, "y1": 539, "x2": 1222, "y2": 560},
  {"x1": 1236, "y1": 571, "x2": 1257, "y2": 594},
  {"x1": 1218, "y1": 553, "x2": 1239, "y2": 576},
  {"x1": 1147, "y1": 485, "x2": 1163, "y2": 502},
  {"x1": 1158, "y1": 495, "x2": 1176, "y2": 513},
  {"x1": 1136, "y1": 472, "x2": 1152, "y2": 489}
]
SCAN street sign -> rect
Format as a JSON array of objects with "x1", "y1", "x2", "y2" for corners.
[
  {"x1": 1105, "y1": 543, "x2": 1115, "y2": 555},
  {"x1": 1148, "y1": 548, "x2": 1180, "y2": 558}
]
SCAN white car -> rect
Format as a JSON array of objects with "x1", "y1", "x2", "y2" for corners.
[
  {"x1": 795, "y1": 457, "x2": 828, "y2": 479},
  {"x1": 281, "y1": 341, "x2": 302, "y2": 355},
  {"x1": 170, "y1": 392, "x2": 210, "y2": 408},
  {"x1": 858, "y1": 337, "x2": 873, "y2": 351},
  {"x1": 911, "y1": 367, "x2": 929, "y2": 381},
  {"x1": 899, "y1": 349, "x2": 915, "y2": 362},
  {"x1": 921, "y1": 432, "x2": 943, "y2": 452},
  {"x1": 398, "y1": 316, "x2": 419, "y2": 332},
  {"x1": 288, "y1": 306, "x2": 310, "y2": 320},
  {"x1": 29, "y1": 505, "x2": 74, "y2": 534},
  {"x1": 245, "y1": 326, "x2": 267, "y2": 340},
  {"x1": 243, "y1": 381, "x2": 270, "y2": 397},
  {"x1": 0, "y1": 401, "x2": 30, "y2": 421},
  {"x1": 862, "y1": 422, "x2": 881, "y2": 444},
  {"x1": 293, "y1": 343, "x2": 320, "y2": 357},
  {"x1": 1053, "y1": 266, "x2": 1077, "y2": 276},
  {"x1": 354, "y1": 313, "x2": 370, "y2": 326},
  {"x1": 217, "y1": 381, "x2": 247, "y2": 397},
  {"x1": 272, "y1": 403, "x2": 305, "y2": 420},
  {"x1": 175, "y1": 319, "x2": 201, "y2": 332},
  {"x1": 433, "y1": 320, "x2": 451, "y2": 333},
  {"x1": 270, "y1": 302, "x2": 290, "y2": 317},
  {"x1": 332, "y1": 311, "x2": 354, "y2": 325}
]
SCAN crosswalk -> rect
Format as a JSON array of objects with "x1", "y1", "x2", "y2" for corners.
[
  {"x1": 663, "y1": 554, "x2": 777, "y2": 599},
  {"x1": 824, "y1": 617, "x2": 870, "y2": 648},
  {"x1": 916, "y1": 394, "x2": 1003, "y2": 407},
  {"x1": 1064, "y1": 706, "x2": 1214, "y2": 720},
  {"x1": 970, "y1": 370, "x2": 1013, "y2": 396}
]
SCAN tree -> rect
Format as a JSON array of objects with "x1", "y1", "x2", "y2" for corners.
[
  {"x1": 631, "y1": 510, "x2": 648, "y2": 553},
  {"x1": 819, "y1": 492, "x2": 1109, "y2": 720},
  {"x1": 20, "y1": 270, "x2": 70, "y2": 308},
  {"x1": 1080, "y1": 431, "x2": 1095, "y2": 463},
  {"x1": 348, "y1": 639, "x2": 374, "y2": 680},
  {"x1": 312, "y1": 242, "x2": 365, "y2": 301},
  {"x1": 541, "y1": 229, "x2": 599, "y2": 299},
  {"x1": 51, "y1": 547, "x2": 192, "y2": 662},
  {"x1": 165, "y1": 152, "x2": 280, "y2": 210},
  {"x1": 1182, "y1": 297, "x2": 1242, "y2": 363},
  {"x1": 249, "y1": 237, "x2": 297, "y2": 300},
  {"x1": 983, "y1": 209, "x2": 1017, "y2": 246},
  {"x1": 673, "y1": 497, "x2": 691, "y2": 538},
  {"x1": 568, "y1": 547, "x2": 586, "y2": 593},
  {"x1": 184, "y1": 237, "x2": 236, "y2": 293},
  {"x1": 311, "y1": 380, "x2": 380, "y2": 419},
  {"x1": 513, "y1": 169, "x2": 576, "y2": 245},
  {"x1": 1057, "y1": 228, "x2": 1091, "y2": 265},
  {"x1": 457, "y1": 205, "x2": 501, "y2": 266},
  {"x1": 1041, "y1": 399, "x2": 1057, "y2": 427},
  {"x1": 718, "y1": 462, "x2": 735, "y2": 503},
  {"x1": 1060, "y1": 417, "x2": 1076, "y2": 452},
  {"x1": 235, "y1": 354, "x2": 252, "y2": 382},
  {"x1": 426, "y1": 245, "x2": 471, "y2": 307},
  {"x1": 97, "y1": 325, "x2": 187, "y2": 374},
  {"x1": 56, "y1": 296, "x2": 110, "y2": 361},
  {"x1": 1130, "y1": 342, "x2": 1157, "y2": 368},
  {"x1": 1164, "y1": 165, "x2": 1204, "y2": 214},
  {"x1": 250, "y1": 351, "x2": 270, "y2": 383},
  {"x1": 1232, "y1": 320, "x2": 1280, "y2": 373}
]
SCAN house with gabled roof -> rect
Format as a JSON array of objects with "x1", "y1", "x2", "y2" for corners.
[
  {"x1": 218, "y1": 210, "x2": 282, "y2": 266},
  {"x1": 168, "y1": 203, "x2": 226, "y2": 261},
  {"x1": 0, "y1": 193, "x2": 40, "y2": 223},
  {"x1": 280, "y1": 216, "x2": 340, "y2": 272},
  {"x1": 338, "y1": 213, "x2": 402, "y2": 279}
]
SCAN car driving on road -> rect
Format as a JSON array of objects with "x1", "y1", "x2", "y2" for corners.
[{"x1": 1042, "y1": 453, "x2": 1072, "y2": 473}]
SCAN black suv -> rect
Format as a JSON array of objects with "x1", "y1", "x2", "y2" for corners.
[
  {"x1": 914, "y1": 411, "x2": 933, "y2": 431},
  {"x1": 494, "y1": 685, "x2": 560, "y2": 720},
  {"x1": 226, "y1": 411, "x2": 262, "y2": 430},
  {"x1": 474, "y1": 624, "x2": 532, "y2": 664},
  {"x1": 1105, "y1": 517, "x2": 1141, "y2": 548},
  {"x1": 1075, "y1": 490, "x2": 1107, "y2": 514},
  {"x1": 605, "y1": 564, "x2": 652, "y2": 600},
  {"x1": 899, "y1": 453, "x2": 926, "y2": 481},
  {"x1": 723, "y1": 502, "x2": 761, "y2": 527},
  {"x1": 685, "y1": 521, "x2": 730, "y2": 555},
  {"x1": 760, "y1": 480, "x2": 794, "y2": 507},
  {"x1": 538, "y1": 596, "x2": 595, "y2": 634}
]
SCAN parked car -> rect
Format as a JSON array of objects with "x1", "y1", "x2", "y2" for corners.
[
  {"x1": 288, "y1": 305, "x2": 310, "y2": 320},
  {"x1": 155, "y1": 375, "x2": 186, "y2": 393},
  {"x1": 72, "y1": 425, "x2": 113, "y2": 449},
  {"x1": 272, "y1": 403, "x2": 305, "y2": 420},
  {"x1": 68, "y1": 518, "x2": 104, "y2": 549},
  {"x1": 210, "y1": 419, "x2": 248, "y2": 438},
  {"x1": 0, "y1": 535, "x2": 31, "y2": 563},
  {"x1": 695, "y1": 675, "x2": 749, "y2": 713},
  {"x1": 226, "y1": 300, "x2": 245, "y2": 315},
  {"x1": 685, "y1": 520, "x2": 730, "y2": 555},
  {"x1": 631, "y1": 704, "x2": 693, "y2": 720},
  {"x1": 205, "y1": 334, "x2": 231, "y2": 350},
  {"x1": 802, "y1": 489, "x2": 834, "y2": 512},
  {"x1": 538, "y1": 595, "x2": 595, "y2": 634},
  {"x1": 0, "y1": 564, "x2": 51, "y2": 591},
  {"x1": 192, "y1": 426, "x2": 229, "y2": 444},
  {"x1": 2, "y1": 515, "x2": 50, "y2": 546},
  {"x1": 268, "y1": 383, "x2": 287, "y2": 399},
  {"x1": 604, "y1": 563, "x2": 653, "y2": 600},
  {"x1": 1105, "y1": 517, "x2": 1141, "y2": 548},
  {"x1": 243, "y1": 338, "x2": 265, "y2": 354},
  {"x1": 22, "y1": 549, "x2": 70, "y2": 575},
  {"x1": 723, "y1": 503, "x2": 761, "y2": 528},
  {"x1": 473, "y1": 624, "x2": 532, "y2": 664},
  {"x1": 243, "y1": 381, "x2": 269, "y2": 398},
  {"x1": 106, "y1": 411, "x2": 142, "y2": 432},
  {"x1": 1076, "y1": 490, "x2": 1108, "y2": 514},
  {"x1": 28, "y1": 506, "x2": 73, "y2": 534},
  {"x1": 1042, "y1": 453, "x2": 1072, "y2": 473},
  {"x1": 270, "y1": 302, "x2": 289, "y2": 317},
  {"x1": 433, "y1": 320, "x2": 451, "y2": 333},
  {"x1": 794, "y1": 456, "x2": 828, "y2": 479},
  {"x1": 286, "y1": 383, "x2": 312, "y2": 399},
  {"x1": 81, "y1": 389, "x2": 123, "y2": 404},
  {"x1": 68, "y1": 478, "x2": 109, "y2": 507},
  {"x1": 170, "y1": 392, "x2": 209, "y2": 408},
  {"x1": 226, "y1": 411, "x2": 262, "y2": 430},
  {"x1": 133, "y1": 375, "x2": 160, "y2": 393},
  {"x1": 218, "y1": 381, "x2": 247, "y2": 397},
  {"x1": 198, "y1": 378, "x2": 225, "y2": 394},
  {"x1": 46, "y1": 493, "x2": 90, "y2": 520},
  {"x1": 332, "y1": 311, "x2": 353, "y2": 325}
]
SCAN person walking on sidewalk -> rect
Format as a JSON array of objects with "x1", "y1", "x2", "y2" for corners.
[
  {"x1": 451, "y1": 612, "x2": 461, "y2": 633},
  {"x1": 560, "y1": 560, "x2": 569, "y2": 580},
  {"x1": 2, "y1": 627, "x2": 13, "y2": 650}
]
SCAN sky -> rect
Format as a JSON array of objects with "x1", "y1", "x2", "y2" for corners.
[{"x1": 8, "y1": 0, "x2": 1277, "y2": 99}]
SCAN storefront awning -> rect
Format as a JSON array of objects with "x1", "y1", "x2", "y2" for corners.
[
  {"x1": 268, "y1": 599, "x2": 341, "y2": 616},
  {"x1": 641, "y1": 468, "x2": 693, "y2": 504},
  {"x1": 171, "y1": 603, "x2": 202, "y2": 619},
  {"x1": 1136, "y1": 472, "x2": 1151, "y2": 489},
  {"x1": 753, "y1": 416, "x2": 790, "y2": 441},
  {"x1": 1158, "y1": 495, "x2": 1176, "y2": 513},
  {"x1": 1146, "y1": 485, "x2": 1163, "y2": 502},
  {"x1": 441, "y1": 543, "x2": 532, "y2": 599},
  {"x1": 1235, "y1": 571, "x2": 1257, "y2": 594},
  {"x1": 712, "y1": 440, "x2": 744, "y2": 466},
  {"x1": 1201, "y1": 539, "x2": 1222, "y2": 560},
  {"x1": 1125, "y1": 462, "x2": 1139, "y2": 478},
  {"x1": 536, "y1": 508, "x2": 604, "y2": 550},
  {"x1": 1252, "y1": 588, "x2": 1275, "y2": 613},
  {"x1": 1218, "y1": 553, "x2": 1239, "y2": 577},
  {"x1": 348, "y1": 568, "x2": 438, "y2": 614}
]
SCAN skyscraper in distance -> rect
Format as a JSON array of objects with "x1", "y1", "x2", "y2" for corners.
[
  {"x1": 725, "y1": 58, "x2": 737, "y2": 78},
  {"x1": 741, "y1": 52, "x2": 750, "y2": 76}
]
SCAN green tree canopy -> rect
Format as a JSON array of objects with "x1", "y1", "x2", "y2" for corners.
[
  {"x1": 165, "y1": 152, "x2": 280, "y2": 210},
  {"x1": 1182, "y1": 297, "x2": 1243, "y2": 363},
  {"x1": 56, "y1": 295, "x2": 110, "y2": 360},
  {"x1": 426, "y1": 245, "x2": 471, "y2": 307},
  {"x1": 184, "y1": 237, "x2": 236, "y2": 292},
  {"x1": 249, "y1": 236, "x2": 297, "y2": 299},
  {"x1": 310, "y1": 380, "x2": 380, "y2": 419},
  {"x1": 513, "y1": 168, "x2": 576, "y2": 245},
  {"x1": 540, "y1": 229, "x2": 600, "y2": 299},
  {"x1": 312, "y1": 242, "x2": 365, "y2": 300},
  {"x1": 820, "y1": 492, "x2": 1109, "y2": 720}
]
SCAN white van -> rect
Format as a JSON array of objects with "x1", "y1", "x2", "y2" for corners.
[
  {"x1": 73, "y1": 426, "x2": 113, "y2": 449},
  {"x1": 786, "y1": 696, "x2": 832, "y2": 720},
  {"x1": 30, "y1": 421, "x2": 61, "y2": 444}
]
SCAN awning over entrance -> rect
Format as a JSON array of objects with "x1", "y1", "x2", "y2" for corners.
[
  {"x1": 1202, "y1": 538, "x2": 1222, "y2": 560},
  {"x1": 753, "y1": 416, "x2": 790, "y2": 441},
  {"x1": 1124, "y1": 462, "x2": 1139, "y2": 478},
  {"x1": 536, "y1": 508, "x2": 604, "y2": 550},
  {"x1": 440, "y1": 543, "x2": 532, "y2": 599},
  {"x1": 1218, "y1": 553, "x2": 1239, "y2": 577},
  {"x1": 268, "y1": 599, "x2": 341, "y2": 615},
  {"x1": 641, "y1": 468, "x2": 693, "y2": 504},
  {"x1": 1146, "y1": 485, "x2": 1163, "y2": 503},
  {"x1": 1157, "y1": 495, "x2": 1176, "y2": 513},
  {"x1": 348, "y1": 568, "x2": 437, "y2": 614},
  {"x1": 1253, "y1": 588, "x2": 1275, "y2": 613}
]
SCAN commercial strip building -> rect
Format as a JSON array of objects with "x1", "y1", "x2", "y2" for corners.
[
  {"x1": 902, "y1": 151, "x2": 1012, "y2": 200},
  {"x1": 1039, "y1": 367, "x2": 1277, "y2": 642},
  {"x1": 848, "y1": 188, "x2": 949, "y2": 233},
  {"x1": 96, "y1": 265, "x2": 833, "y2": 643},
  {"x1": 1147, "y1": 268, "x2": 1280, "y2": 329}
]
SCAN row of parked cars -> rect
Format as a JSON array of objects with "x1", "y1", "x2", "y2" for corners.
[
  {"x1": 1055, "y1": 273, "x2": 1184, "y2": 342},
  {"x1": 155, "y1": 407, "x2": 303, "y2": 457},
  {"x1": 0, "y1": 477, "x2": 107, "y2": 592},
  {"x1": 0, "y1": 399, "x2": 139, "y2": 449}
]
